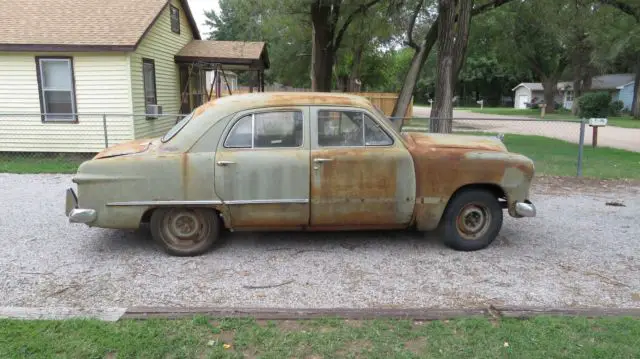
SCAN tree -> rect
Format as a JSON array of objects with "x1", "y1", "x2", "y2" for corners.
[
  {"x1": 391, "y1": 0, "x2": 514, "y2": 121},
  {"x1": 309, "y1": 0, "x2": 387, "y2": 91},
  {"x1": 429, "y1": 0, "x2": 473, "y2": 132},
  {"x1": 599, "y1": 0, "x2": 640, "y2": 118}
]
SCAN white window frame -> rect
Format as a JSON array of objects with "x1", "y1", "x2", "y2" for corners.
[{"x1": 37, "y1": 57, "x2": 77, "y2": 122}]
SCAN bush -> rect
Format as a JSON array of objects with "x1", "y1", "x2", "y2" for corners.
[
  {"x1": 609, "y1": 100, "x2": 624, "y2": 117},
  {"x1": 577, "y1": 92, "x2": 610, "y2": 118}
]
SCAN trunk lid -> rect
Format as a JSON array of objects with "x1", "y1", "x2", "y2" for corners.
[
  {"x1": 404, "y1": 132, "x2": 507, "y2": 152},
  {"x1": 93, "y1": 138, "x2": 158, "y2": 159}
]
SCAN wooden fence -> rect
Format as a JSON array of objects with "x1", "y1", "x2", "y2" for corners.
[{"x1": 218, "y1": 89, "x2": 412, "y2": 118}]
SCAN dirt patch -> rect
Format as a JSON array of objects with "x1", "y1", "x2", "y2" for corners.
[
  {"x1": 532, "y1": 175, "x2": 640, "y2": 196},
  {"x1": 337, "y1": 339, "x2": 373, "y2": 357},
  {"x1": 404, "y1": 338, "x2": 426, "y2": 354}
]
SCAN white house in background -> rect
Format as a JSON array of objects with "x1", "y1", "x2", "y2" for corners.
[
  {"x1": 512, "y1": 74, "x2": 636, "y2": 110},
  {"x1": 616, "y1": 81, "x2": 637, "y2": 111},
  {"x1": 0, "y1": 0, "x2": 269, "y2": 153}
]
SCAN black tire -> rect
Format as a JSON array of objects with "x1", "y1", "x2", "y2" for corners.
[
  {"x1": 150, "y1": 207, "x2": 220, "y2": 256},
  {"x1": 439, "y1": 189, "x2": 503, "y2": 251}
]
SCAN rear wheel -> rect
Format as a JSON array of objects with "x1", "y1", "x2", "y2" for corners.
[
  {"x1": 439, "y1": 189, "x2": 503, "y2": 251},
  {"x1": 150, "y1": 207, "x2": 220, "y2": 256}
]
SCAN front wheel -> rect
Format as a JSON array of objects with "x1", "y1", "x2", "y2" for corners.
[
  {"x1": 150, "y1": 207, "x2": 220, "y2": 256},
  {"x1": 439, "y1": 189, "x2": 503, "y2": 251}
]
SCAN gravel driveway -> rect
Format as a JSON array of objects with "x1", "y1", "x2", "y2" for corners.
[{"x1": 1, "y1": 174, "x2": 639, "y2": 310}]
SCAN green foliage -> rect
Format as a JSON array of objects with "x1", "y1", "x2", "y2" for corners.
[
  {"x1": 610, "y1": 100, "x2": 625, "y2": 117},
  {"x1": 577, "y1": 92, "x2": 612, "y2": 118}
]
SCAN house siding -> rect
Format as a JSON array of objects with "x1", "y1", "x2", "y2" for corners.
[
  {"x1": 130, "y1": 0, "x2": 194, "y2": 139},
  {"x1": 618, "y1": 83, "x2": 635, "y2": 111},
  {"x1": 0, "y1": 52, "x2": 133, "y2": 152}
]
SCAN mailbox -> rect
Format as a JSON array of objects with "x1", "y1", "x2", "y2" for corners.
[{"x1": 588, "y1": 118, "x2": 607, "y2": 127}]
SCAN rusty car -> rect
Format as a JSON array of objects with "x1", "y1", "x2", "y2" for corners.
[{"x1": 66, "y1": 92, "x2": 536, "y2": 256}]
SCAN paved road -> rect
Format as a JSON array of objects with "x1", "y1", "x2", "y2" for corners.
[
  {"x1": 413, "y1": 106, "x2": 640, "y2": 152},
  {"x1": 1, "y1": 174, "x2": 639, "y2": 310}
]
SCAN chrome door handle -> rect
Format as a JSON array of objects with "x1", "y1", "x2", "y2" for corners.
[
  {"x1": 313, "y1": 158, "x2": 334, "y2": 163},
  {"x1": 216, "y1": 160, "x2": 236, "y2": 166}
]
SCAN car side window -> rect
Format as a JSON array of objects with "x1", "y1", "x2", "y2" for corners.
[
  {"x1": 364, "y1": 114, "x2": 393, "y2": 146},
  {"x1": 317, "y1": 110, "x2": 392, "y2": 147},
  {"x1": 317, "y1": 110, "x2": 364, "y2": 147},
  {"x1": 254, "y1": 111, "x2": 303, "y2": 148},
  {"x1": 224, "y1": 111, "x2": 303, "y2": 149}
]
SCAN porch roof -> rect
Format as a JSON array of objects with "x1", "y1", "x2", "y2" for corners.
[{"x1": 175, "y1": 40, "x2": 269, "y2": 70}]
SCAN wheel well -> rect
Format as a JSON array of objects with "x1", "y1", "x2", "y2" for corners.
[
  {"x1": 450, "y1": 183, "x2": 506, "y2": 202},
  {"x1": 140, "y1": 208, "x2": 155, "y2": 223}
]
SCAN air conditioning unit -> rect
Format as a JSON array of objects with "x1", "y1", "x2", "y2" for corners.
[{"x1": 146, "y1": 104, "x2": 163, "y2": 118}]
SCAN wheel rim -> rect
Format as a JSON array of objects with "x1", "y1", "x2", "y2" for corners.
[
  {"x1": 160, "y1": 208, "x2": 210, "y2": 248},
  {"x1": 456, "y1": 203, "x2": 492, "y2": 240}
]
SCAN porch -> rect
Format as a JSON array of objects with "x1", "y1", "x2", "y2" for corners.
[{"x1": 174, "y1": 40, "x2": 270, "y2": 113}]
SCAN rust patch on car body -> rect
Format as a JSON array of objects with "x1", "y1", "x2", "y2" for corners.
[
  {"x1": 93, "y1": 138, "x2": 156, "y2": 159},
  {"x1": 403, "y1": 132, "x2": 533, "y2": 230}
]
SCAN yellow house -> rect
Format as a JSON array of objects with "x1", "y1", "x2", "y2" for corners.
[{"x1": 0, "y1": 0, "x2": 269, "y2": 153}]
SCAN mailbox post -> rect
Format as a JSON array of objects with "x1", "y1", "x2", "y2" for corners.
[{"x1": 588, "y1": 118, "x2": 607, "y2": 148}]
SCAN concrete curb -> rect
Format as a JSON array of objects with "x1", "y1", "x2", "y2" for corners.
[{"x1": 3, "y1": 306, "x2": 640, "y2": 321}]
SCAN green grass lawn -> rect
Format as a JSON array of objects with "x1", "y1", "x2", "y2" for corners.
[
  {"x1": 1, "y1": 316, "x2": 639, "y2": 358},
  {"x1": 457, "y1": 107, "x2": 640, "y2": 129},
  {"x1": 0, "y1": 154, "x2": 89, "y2": 174}
]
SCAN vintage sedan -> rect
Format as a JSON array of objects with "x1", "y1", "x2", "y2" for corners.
[{"x1": 66, "y1": 92, "x2": 536, "y2": 256}]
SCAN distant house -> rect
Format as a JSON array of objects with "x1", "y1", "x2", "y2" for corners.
[
  {"x1": 616, "y1": 81, "x2": 637, "y2": 111},
  {"x1": 512, "y1": 74, "x2": 636, "y2": 110},
  {"x1": 0, "y1": 0, "x2": 269, "y2": 153}
]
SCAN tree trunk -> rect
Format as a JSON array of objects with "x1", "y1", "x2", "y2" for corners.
[
  {"x1": 542, "y1": 77, "x2": 558, "y2": 114},
  {"x1": 347, "y1": 44, "x2": 364, "y2": 92},
  {"x1": 429, "y1": 0, "x2": 458, "y2": 133},
  {"x1": 633, "y1": 59, "x2": 640, "y2": 119},
  {"x1": 310, "y1": 2, "x2": 336, "y2": 92},
  {"x1": 391, "y1": 23, "x2": 438, "y2": 120}
]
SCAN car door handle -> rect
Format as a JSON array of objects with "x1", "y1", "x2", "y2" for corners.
[
  {"x1": 216, "y1": 160, "x2": 236, "y2": 166},
  {"x1": 313, "y1": 158, "x2": 334, "y2": 163}
]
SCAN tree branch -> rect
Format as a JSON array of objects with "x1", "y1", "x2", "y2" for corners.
[
  {"x1": 599, "y1": 0, "x2": 640, "y2": 21},
  {"x1": 334, "y1": 0, "x2": 382, "y2": 50},
  {"x1": 405, "y1": 0, "x2": 424, "y2": 50}
]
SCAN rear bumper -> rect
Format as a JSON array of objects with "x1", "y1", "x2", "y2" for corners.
[
  {"x1": 514, "y1": 200, "x2": 536, "y2": 217},
  {"x1": 66, "y1": 188, "x2": 96, "y2": 224}
]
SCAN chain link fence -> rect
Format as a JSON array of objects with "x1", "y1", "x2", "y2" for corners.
[{"x1": 1, "y1": 113, "x2": 636, "y2": 179}]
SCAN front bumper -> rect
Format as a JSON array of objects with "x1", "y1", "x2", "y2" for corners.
[
  {"x1": 515, "y1": 200, "x2": 536, "y2": 217},
  {"x1": 65, "y1": 188, "x2": 96, "y2": 224}
]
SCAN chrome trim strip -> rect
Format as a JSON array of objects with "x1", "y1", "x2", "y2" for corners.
[
  {"x1": 107, "y1": 200, "x2": 223, "y2": 207},
  {"x1": 225, "y1": 199, "x2": 309, "y2": 205}
]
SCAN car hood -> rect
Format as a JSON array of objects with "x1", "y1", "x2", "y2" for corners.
[
  {"x1": 93, "y1": 137, "x2": 160, "y2": 159},
  {"x1": 403, "y1": 132, "x2": 507, "y2": 152}
]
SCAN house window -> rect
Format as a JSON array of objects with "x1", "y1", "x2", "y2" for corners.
[
  {"x1": 142, "y1": 58, "x2": 157, "y2": 106},
  {"x1": 36, "y1": 57, "x2": 77, "y2": 122},
  {"x1": 170, "y1": 5, "x2": 180, "y2": 34}
]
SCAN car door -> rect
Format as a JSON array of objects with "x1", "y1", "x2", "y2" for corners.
[
  {"x1": 214, "y1": 107, "x2": 310, "y2": 229},
  {"x1": 309, "y1": 106, "x2": 416, "y2": 228}
]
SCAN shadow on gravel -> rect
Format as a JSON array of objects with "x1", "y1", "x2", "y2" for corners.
[{"x1": 88, "y1": 227, "x2": 454, "y2": 256}]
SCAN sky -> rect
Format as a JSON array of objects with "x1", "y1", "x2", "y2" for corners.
[{"x1": 187, "y1": 0, "x2": 221, "y2": 38}]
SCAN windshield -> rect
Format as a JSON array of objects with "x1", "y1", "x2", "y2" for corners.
[{"x1": 161, "y1": 111, "x2": 194, "y2": 142}]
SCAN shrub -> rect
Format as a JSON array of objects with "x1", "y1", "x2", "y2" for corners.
[
  {"x1": 609, "y1": 100, "x2": 624, "y2": 117},
  {"x1": 577, "y1": 92, "x2": 610, "y2": 118}
]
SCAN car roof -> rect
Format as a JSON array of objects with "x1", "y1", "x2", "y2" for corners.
[{"x1": 193, "y1": 91, "x2": 377, "y2": 117}]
